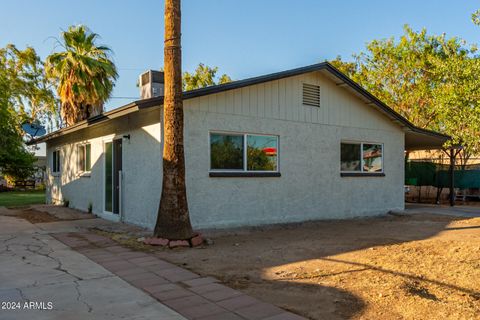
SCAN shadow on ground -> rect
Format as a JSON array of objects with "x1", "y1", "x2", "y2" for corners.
[
  {"x1": 154, "y1": 213, "x2": 480, "y2": 319},
  {"x1": 5, "y1": 204, "x2": 480, "y2": 319}
]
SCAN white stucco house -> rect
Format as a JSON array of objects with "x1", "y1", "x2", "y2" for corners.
[{"x1": 28, "y1": 62, "x2": 448, "y2": 229}]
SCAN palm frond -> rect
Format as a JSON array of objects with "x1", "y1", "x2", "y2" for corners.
[{"x1": 45, "y1": 25, "x2": 117, "y2": 126}]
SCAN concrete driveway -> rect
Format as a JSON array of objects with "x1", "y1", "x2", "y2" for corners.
[
  {"x1": 405, "y1": 203, "x2": 480, "y2": 218},
  {"x1": 0, "y1": 214, "x2": 185, "y2": 320}
]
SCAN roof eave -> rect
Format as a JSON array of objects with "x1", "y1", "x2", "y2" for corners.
[
  {"x1": 27, "y1": 61, "x2": 450, "y2": 146},
  {"x1": 26, "y1": 102, "x2": 139, "y2": 145}
]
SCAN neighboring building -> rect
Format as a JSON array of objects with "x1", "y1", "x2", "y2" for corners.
[
  {"x1": 28, "y1": 63, "x2": 448, "y2": 229},
  {"x1": 408, "y1": 150, "x2": 480, "y2": 169}
]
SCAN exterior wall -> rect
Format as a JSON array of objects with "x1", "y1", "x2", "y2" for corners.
[
  {"x1": 46, "y1": 108, "x2": 162, "y2": 227},
  {"x1": 45, "y1": 70, "x2": 405, "y2": 230},
  {"x1": 46, "y1": 135, "x2": 106, "y2": 213},
  {"x1": 122, "y1": 122, "x2": 162, "y2": 227},
  {"x1": 183, "y1": 71, "x2": 404, "y2": 228}
]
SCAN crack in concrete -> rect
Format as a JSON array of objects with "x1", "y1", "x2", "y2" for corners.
[
  {"x1": 85, "y1": 275, "x2": 114, "y2": 281},
  {"x1": 74, "y1": 280, "x2": 93, "y2": 313},
  {"x1": 0, "y1": 235, "x2": 17, "y2": 243},
  {"x1": 0, "y1": 219, "x2": 186, "y2": 319},
  {"x1": 0, "y1": 235, "x2": 18, "y2": 255},
  {"x1": 50, "y1": 257, "x2": 83, "y2": 281},
  {"x1": 16, "y1": 287, "x2": 29, "y2": 302},
  {"x1": 17, "y1": 275, "x2": 115, "y2": 292},
  {"x1": 27, "y1": 235, "x2": 84, "y2": 281},
  {"x1": 6, "y1": 233, "x2": 115, "y2": 288}
]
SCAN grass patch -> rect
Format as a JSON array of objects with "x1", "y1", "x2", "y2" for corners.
[{"x1": 0, "y1": 190, "x2": 46, "y2": 208}]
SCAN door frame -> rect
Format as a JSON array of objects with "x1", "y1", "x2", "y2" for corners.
[
  {"x1": 112, "y1": 138, "x2": 123, "y2": 216},
  {"x1": 100, "y1": 135, "x2": 124, "y2": 222}
]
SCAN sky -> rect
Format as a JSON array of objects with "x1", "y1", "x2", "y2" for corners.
[{"x1": 1, "y1": 0, "x2": 479, "y2": 113}]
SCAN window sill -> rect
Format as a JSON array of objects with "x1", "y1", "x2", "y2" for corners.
[
  {"x1": 209, "y1": 172, "x2": 281, "y2": 178},
  {"x1": 341, "y1": 172, "x2": 385, "y2": 177},
  {"x1": 52, "y1": 173, "x2": 60, "y2": 177}
]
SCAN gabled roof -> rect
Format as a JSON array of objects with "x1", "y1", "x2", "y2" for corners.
[{"x1": 28, "y1": 62, "x2": 449, "y2": 149}]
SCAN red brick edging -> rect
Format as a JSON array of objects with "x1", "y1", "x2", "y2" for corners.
[{"x1": 53, "y1": 232, "x2": 306, "y2": 320}]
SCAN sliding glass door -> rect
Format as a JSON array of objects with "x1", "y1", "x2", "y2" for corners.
[
  {"x1": 104, "y1": 139, "x2": 122, "y2": 214},
  {"x1": 104, "y1": 142, "x2": 113, "y2": 212}
]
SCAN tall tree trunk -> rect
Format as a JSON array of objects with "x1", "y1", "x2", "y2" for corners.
[{"x1": 154, "y1": 0, "x2": 194, "y2": 240}]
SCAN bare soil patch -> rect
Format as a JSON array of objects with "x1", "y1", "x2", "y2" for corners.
[
  {"x1": 31, "y1": 204, "x2": 95, "y2": 220},
  {"x1": 0, "y1": 205, "x2": 95, "y2": 224},
  {"x1": 12, "y1": 208, "x2": 61, "y2": 223},
  {"x1": 153, "y1": 214, "x2": 480, "y2": 320},
  {"x1": 91, "y1": 229, "x2": 155, "y2": 252}
]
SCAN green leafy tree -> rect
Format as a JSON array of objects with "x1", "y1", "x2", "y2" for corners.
[
  {"x1": 0, "y1": 45, "x2": 53, "y2": 182},
  {"x1": 1, "y1": 44, "x2": 58, "y2": 129},
  {"x1": 211, "y1": 137, "x2": 244, "y2": 169},
  {"x1": 46, "y1": 25, "x2": 118, "y2": 127},
  {"x1": 247, "y1": 147, "x2": 276, "y2": 171},
  {"x1": 183, "y1": 63, "x2": 232, "y2": 91},
  {"x1": 332, "y1": 25, "x2": 480, "y2": 166},
  {"x1": 0, "y1": 105, "x2": 36, "y2": 182},
  {"x1": 472, "y1": 9, "x2": 480, "y2": 26}
]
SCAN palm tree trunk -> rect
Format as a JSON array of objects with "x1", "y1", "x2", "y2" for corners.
[{"x1": 154, "y1": 0, "x2": 194, "y2": 240}]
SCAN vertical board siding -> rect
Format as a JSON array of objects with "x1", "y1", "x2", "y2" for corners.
[
  {"x1": 226, "y1": 90, "x2": 234, "y2": 115},
  {"x1": 271, "y1": 80, "x2": 279, "y2": 119},
  {"x1": 198, "y1": 95, "x2": 209, "y2": 113},
  {"x1": 186, "y1": 71, "x2": 398, "y2": 133},
  {"x1": 208, "y1": 93, "x2": 217, "y2": 114},
  {"x1": 257, "y1": 83, "x2": 265, "y2": 118},
  {"x1": 241, "y1": 87, "x2": 250, "y2": 116},
  {"x1": 249, "y1": 85, "x2": 257, "y2": 117},
  {"x1": 286, "y1": 77, "x2": 296, "y2": 122},
  {"x1": 278, "y1": 79, "x2": 287, "y2": 120},
  {"x1": 216, "y1": 92, "x2": 226, "y2": 115},
  {"x1": 234, "y1": 89, "x2": 242, "y2": 115}
]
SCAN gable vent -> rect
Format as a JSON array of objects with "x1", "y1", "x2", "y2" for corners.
[{"x1": 302, "y1": 83, "x2": 320, "y2": 107}]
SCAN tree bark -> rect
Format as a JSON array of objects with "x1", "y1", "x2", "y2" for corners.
[{"x1": 154, "y1": 0, "x2": 194, "y2": 240}]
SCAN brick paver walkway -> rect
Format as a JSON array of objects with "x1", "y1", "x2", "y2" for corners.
[{"x1": 53, "y1": 232, "x2": 306, "y2": 320}]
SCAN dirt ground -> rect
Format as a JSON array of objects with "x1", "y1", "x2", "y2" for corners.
[
  {"x1": 4, "y1": 205, "x2": 478, "y2": 319},
  {"x1": 155, "y1": 214, "x2": 480, "y2": 320},
  {"x1": 0, "y1": 205, "x2": 95, "y2": 223},
  {"x1": 0, "y1": 207, "x2": 61, "y2": 223}
]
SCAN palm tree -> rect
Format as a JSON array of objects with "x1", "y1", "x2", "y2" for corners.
[
  {"x1": 154, "y1": 0, "x2": 194, "y2": 240},
  {"x1": 45, "y1": 25, "x2": 117, "y2": 126}
]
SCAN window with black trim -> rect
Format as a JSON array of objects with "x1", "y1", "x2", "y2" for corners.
[
  {"x1": 78, "y1": 144, "x2": 91, "y2": 173},
  {"x1": 341, "y1": 142, "x2": 383, "y2": 173},
  {"x1": 52, "y1": 150, "x2": 60, "y2": 173},
  {"x1": 210, "y1": 132, "x2": 278, "y2": 172}
]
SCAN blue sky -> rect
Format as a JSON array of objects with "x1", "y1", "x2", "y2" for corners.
[{"x1": 1, "y1": 0, "x2": 479, "y2": 110}]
